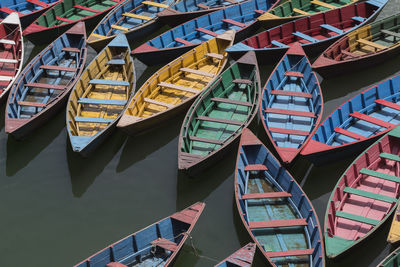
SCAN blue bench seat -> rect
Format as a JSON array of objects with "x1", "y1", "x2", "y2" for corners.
[
  {"x1": 107, "y1": 59, "x2": 126, "y2": 65},
  {"x1": 292, "y1": 32, "x2": 318, "y2": 43},
  {"x1": 75, "y1": 117, "x2": 114, "y2": 123},
  {"x1": 320, "y1": 24, "x2": 344, "y2": 34},
  {"x1": 78, "y1": 98, "x2": 127, "y2": 105},
  {"x1": 352, "y1": 16, "x2": 366, "y2": 23},
  {"x1": 271, "y1": 40, "x2": 289, "y2": 48},
  {"x1": 89, "y1": 79, "x2": 130, "y2": 86}
]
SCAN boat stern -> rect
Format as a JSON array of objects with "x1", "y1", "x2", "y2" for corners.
[{"x1": 325, "y1": 234, "x2": 354, "y2": 258}]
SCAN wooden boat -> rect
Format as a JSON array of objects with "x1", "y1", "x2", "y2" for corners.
[
  {"x1": 74, "y1": 202, "x2": 205, "y2": 267},
  {"x1": 214, "y1": 243, "x2": 256, "y2": 267},
  {"x1": 260, "y1": 43, "x2": 323, "y2": 164},
  {"x1": 377, "y1": 246, "x2": 400, "y2": 267},
  {"x1": 0, "y1": 0, "x2": 60, "y2": 28},
  {"x1": 178, "y1": 51, "x2": 260, "y2": 175},
  {"x1": 324, "y1": 126, "x2": 400, "y2": 258},
  {"x1": 0, "y1": 13, "x2": 23, "y2": 102},
  {"x1": 23, "y1": 0, "x2": 122, "y2": 45},
  {"x1": 132, "y1": 0, "x2": 279, "y2": 65},
  {"x1": 5, "y1": 22, "x2": 86, "y2": 140},
  {"x1": 257, "y1": 0, "x2": 359, "y2": 29},
  {"x1": 388, "y1": 203, "x2": 400, "y2": 244},
  {"x1": 313, "y1": 13, "x2": 400, "y2": 78},
  {"x1": 226, "y1": 0, "x2": 387, "y2": 62},
  {"x1": 235, "y1": 128, "x2": 324, "y2": 267},
  {"x1": 117, "y1": 30, "x2": 234, "y2": 135},
  {"x1": 66, "y1": 34, "x2": 135, "y2": 156},
  {"x1": 87, "y1": 0, "x2": 175, "y2": 52},
  {"x1": 157, "y1": 0, "x2": 248, "y2": 27},
  {"x1": 300, "y1": 73, "x2": 400, "y2": 165}
]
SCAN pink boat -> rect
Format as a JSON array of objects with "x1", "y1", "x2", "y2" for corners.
[{"x1": 324, "y1": 126, "x2": 400, "y2": 258}]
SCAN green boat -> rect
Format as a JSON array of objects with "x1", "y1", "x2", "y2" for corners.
[
  {"x1": 178, "y1": 51, "x2": 261, "y2": 175},
  {"x1": 257, "y1": 0, "x2": 358, "y2": 28},
  {"x1": 23, "y1": 0, "x2": 121, "y2": 44},
  {"x1": 377, "y1": 246, "x2": 400, "y2": 267}
]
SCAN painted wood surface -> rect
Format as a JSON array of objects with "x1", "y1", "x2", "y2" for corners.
[
  {"x1": 313, "y1": 13, "x2": 400, "y2": 77},
  {"x1": 260, "y1": 42, "x2": 322, "y2": 164},
  {"x1": 0, "y1": 13, "x2": 23, "y2": 103},
  {"x1": 66, "y1": 34, "x2": 135, "y2": 156},
  {"x1": 377, "y1": 246, "x2": 400, "y2": 267},
  {"x1": 301, "y1": 73, "x2": 400, "y2": 164},
  {"x1": 5, "y1": 22, "x2": 86, "y2": 139},
  {"x1": 324, "y1": 126, "x2": 400, "y2": 258},
  {"x1": 74, "y1": 202, "x2": 205, "y2": 267},
  {"x1": 235, "y1": 128, "x2": 324, "y2": 267},
  {"x1": 178, "y1": 51, "x2": 260, "y2": 174},
  {"x1": 226, "y1": 0, "x2": 387, "y2": 61},
  {"x1": 117, "y1": 30, "x2": 234, "y2": 135},
  {"x1": 214, "y1": 243, "x2": 256, "y2": 267}
]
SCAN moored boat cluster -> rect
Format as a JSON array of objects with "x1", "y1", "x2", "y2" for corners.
[{"x1": 2, "y1": 0, "x2": 400, "y2": 266}]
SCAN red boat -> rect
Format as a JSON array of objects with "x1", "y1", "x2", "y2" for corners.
[
  {"x1": 0, "y1": 13, "x2": 23, "y2": 102},
  {"x1": 214, "y1": 243, "x2": 256, "y2": 267},
  {"x1": 324, "y1": 127, "x2": 400, "y2": 258}
]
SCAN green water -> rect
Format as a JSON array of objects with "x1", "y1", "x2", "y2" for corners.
[{"x1": 2, "y1": 1, "x2": 400, "y2": 266}]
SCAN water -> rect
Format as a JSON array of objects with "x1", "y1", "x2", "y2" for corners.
[{"x1": 1, "y1": 2, "x2": 400, "y2": 266}]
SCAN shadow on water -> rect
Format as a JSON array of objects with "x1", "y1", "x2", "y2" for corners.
[
  {"x1": 0, "y1": 106, "x2": 4, "y2": 132},
  {"x1": 175, "y1": 149, "x2": 237, "y2": 211},
  {"x1": 172, "y1": 244, "x2": 201, "y2": 267},
  {"x1": 67, "y1": 130, "x2": 127, "y2": 198},
  {"x1": 6, "y1": 110, "x2": 65, "y2": 176}
]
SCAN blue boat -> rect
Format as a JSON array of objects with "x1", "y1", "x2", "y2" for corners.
[
  {"x1": 74, "y1": 202, "x2": 205, "y2": 267},
  {"x1": 66, "y1": 34, "x2": 136, "y2": 156},
  {"x1": 301, "y1": 73, "x2": 400, "y2": 165},
  {"x1": 215, "y1": 243, "x2": 256, "y2": 267},
  {"x1": 5, "y1": 22, "x2": 87, "y2": 140},
  {"x1": 132, "y1": 0, "x2": 279, "y2": 65},
  {"x1": 0, "y1": 0, "x2": 60, "y2": 28},
  {"x1": 157, "y1": 0, "x2": 248, "y2": 27},
  {"x1": 235, "y1": 128, "x2": 324, "y2": 267},
  {"x1": 226, "y1": 0, "x2": 387, "y2": 62},
  {"x1": 260, "y1": 43, "x2": 323, "y2": 164},
  {"x1": 87, "y1": 0, "x2": 175, "y2": 52}
]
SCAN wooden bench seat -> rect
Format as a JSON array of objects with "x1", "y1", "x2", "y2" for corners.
[
  {"x1": 27, "y1": 0, "x2": 48, "y2": 7},
  {"x1": 344, "y1": 187, "x2": 397, "y2": 203},
  {"x1": 111, "y1": 24, "x2": 129, "y2": 32},
  {"x1": 293, "y1": 32, "x2": 318, "y2": 43},
  {"x1": 75, "y1": 116, "x2": 114, "y2": 123},
  {"x1": 341, "y1": 50, "x2": 359, "y2": 58},
  {"x1": 196, "y1": 27, "x2": 217, "y2": 37},
  {"x1": 381, "y1": 29, "x2": 400, "y2": 38},
  {"x1": 265, "y1": 108, "x2": 316, "y2": 118},
  {"x1": 211, "y1": 97, "x2": 252, "y2": 106},
  {"x1": 268, "y1": 127, "x2": 310, "y2": 136},
  {"x1": 144, "y1": 98, "x2": 174, "y2": 108},
  {"x1": 175, "y1": 38, "x2": 195, "y2": 46},
  {"x1": 0, "y1": 39, "x2": 16, "y2": 45},
  {"x1": 40, "y1": 65, "x2": 76, "y2": 72},
  {"x1": 380, "y1": 152, "x2": 400, "y2": 162},
  {"x1": 0, "y1": 75, "x2": 13, "y2": 82},
  {"x1": 221, "y1": 19, "x2": 246, "y2": 28},
  {"x1": 350, "y1": 111, "x2": 395, "y2": 128},
  {"x1": 233, "y1": 79, "x2": 252, "y2": 85},
  {"x1": 142, "y1": 1, "x2": 169, "y2": 8},
  {"x1": 123, "y1": 13, "x2": 152, "y2": 20},
  {"x1": 225, "y1": 0, "x2": 238, "y2": 3},
  {"x1": 189, "y1": 135, "x2": 224, "y2": 145},
  {"x1": 151, "y1": 238, "x2": 178, "y2": 252},
  {"x1": 180, "y1": 67, "x2": 215, "y2": 78},
  {"x1": 375, "y1": 99, "x2": 400, "y2": 111},
  {"x1": 25, "y1": 82, "x2": 65, "y2": 90},
  {"x1": 293, "y1": 8, "x2": 309, "y2": 15},
  {"x1": 62, "y1": 47, "x2": 80, "y2": 53},
  {"x1": 352, "y1": 16, "x2": 366, "y2": 23},
  {"x1": 311, "y1": 0, "x2": 337, "y2": 9},
  {"x1": 254, "y1": 9, "x2": 266, "y2": 14},
  {"x1": 320, "y1": 24, "x2": 344, "y2": 34},
  {"x1": 73, "y1": 5, "x2": 100, "y2": 13},
  {"x1": 57, "y1": 16, "x2": 74, "y2": 23},
  {"x1": 78, "y1": 98, "x2": 127, "y2": 105},
  {"x1": 0, "y1": 58, "x2": 18, "y2": 64},
  {"x1": 360, "y1": 168, "x2": 400, "y2": 183},
  {"x1": 158, "y1": 82, "x2": 199, "y2": 94},
  {"x1": 196, "y1": 3, "x2": 209, "y2": 9},
  {"x1": 285, "y1": 71, "x2": 304, "y2": 78},
  {"x1": 206, "y1": 53, "x2": 223, "y2": 60},
  {"x1": 249, "y1": 219, "x2": 307, "y2": 229},
  {"x1": 357, "y1": 39, "x2": 387, "y2": 50},
  {"x1": 271, "y1": 40, "x2": 289, "y2": 48},
  {"x1": 244, "y1": 164, "x2": 268, "y2": 171},
  {"x1": 242, "y1": 192, "x2": 292, "y2": 199},
  {"x1": 334, "y1": 127, "x2": 365, "y2": 140},
  {"x1": 265, "y1": 249, "x2": 314, "y2": 258},
  {"x1": 17, "y1": 101, "x2": 46, "y2": 108},
  {"x1": 107, "y1": 59, "x2": 125, "y2": 65},
  {"x1": 89, "y1": 79, "x2": 130, "y2": 86},
  {"x1": 197, "y1": 116, "x2": 243, "y2": 126},
  {"x1": 335, "y1": 211, "x2": 380, "y2": 226},
  {"x1": 270, "y1": 90, "x2": 311, "y2": 98}
]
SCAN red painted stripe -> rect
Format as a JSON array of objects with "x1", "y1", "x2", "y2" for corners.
[
  {"x1": 350, "y1": 111, "x2": 395, "y2": 128},
  {"x1": 57, "y1": 16, "x2": 75, "y2": 23},
  {"x1": 196, "y1": 27, "x2": 218, "y2": 37},
  {"x1": 265, "y1": 108, "x2": 316, "y2": 118},
  {"x1": 270, "y1": 90, "x2": 312, "y2": 98},
  {"x1": 375, "y1": 99, "x2": 400, "y2": 111},
  {"x1": 40, "y1": 65, "x2": 76, "y2": 72},
  {"x1": 25, "y1": 83, "x2": 65, "y2": 90},
  {"x1": 73, "y1": 5, "x2": 100, "y2": 13},
  {"x1": 0, "y1": 7, "x2": 23, "y2": 15},
  {"x1": 175, "y1": 37, "x2": 194, "y2": 46},
  {"x1": 221, "y1": 19, "x2": 246, "y2": 28},
  {"x1": 242, "y1": 192, "x2": 291, "y2": 199},
  {"x1": 244, "y1": 164, "x2": 267, "y2": 171},
  {"x1": 249, "y1": 219, "x2": 307, "y2": 229},
  {"x1": 27, "y1": 0, "x2": 48, "y2": 7},
  {"x1": 334, "y1": 127, "x2": 365, "y2": 140},
  {"x1": 265, "y1": 249, "x2": 314, "y2": 258},
  {"x1": 285, "y1": 71, "x2": 304, "y2": 78},
  {"x1": 269, "y1": 127, "x2": 309, "y2": 136},
  {"x1": 254, "y1": 9, "x2": 266, "y2": 14},
  {"x1": 62, "y1": 47, "x2": 80, "y2": 53}
]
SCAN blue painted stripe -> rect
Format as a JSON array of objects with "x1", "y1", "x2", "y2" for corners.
[
  {"x1": 293, "y1": 32, "x2": 318, "y2": 43},
  {"x1": 107, "y1": 59, "x2": 125, "y2": 65},
  {"x1": 320, "y1": 24, "x2": 344, "y2": 34},
  {"x1": 271, "y1": 40, "x2": 289, "y2": 48},
  {"x1": 89, "y1": 79, "x2": 130, "y2": 86},
  {"x1": 75, "y1": 117, "x2": 114, "y2": 123},
  {"x1": 78, "y1": 98, "x2": 127, "y2": 105}
]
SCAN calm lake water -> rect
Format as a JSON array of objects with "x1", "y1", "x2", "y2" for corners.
[{"x1": 1, "y1": 2, "x2": 400, "y2": 266}]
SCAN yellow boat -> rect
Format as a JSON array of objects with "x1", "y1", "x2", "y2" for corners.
[
  {"x1": 257, "y1": 0, "x2": 359, "y2": 28},
  {"x1": 388, "y1": 205, "x2": 400, "y2": 244},
  {"x1": 116, "y1": 30, "x2": 235, "y2": 135},
  {"x1": 66, "y1": 34, "x2": 136, "y2": 156}
]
